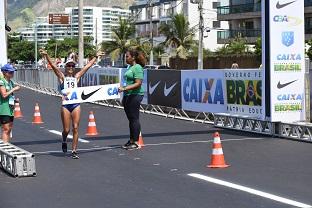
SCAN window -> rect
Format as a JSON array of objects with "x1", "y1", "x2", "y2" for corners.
[
  {"x1": 212, "y1": 2, "x2": 220, "y2": 9},
  {"x1": 213, "y1": 21, "x2": 221, "y2": 28}
]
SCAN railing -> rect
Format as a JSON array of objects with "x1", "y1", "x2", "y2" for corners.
[
  {"x1": 217, "y1": 29, "x2": 261, "y2": 40},
  {"x1": 306, "y1": 25, "x2": 312, "y2": 34},
  {"x1": 306, "y1": 0, "x2": 312, "y2": 7},
  {"x1": 218, "y1": 1, "x2": 312, "y2": 15},
  {"x1": 217, "y1": 3, "x2": 261, "y2": 15}
]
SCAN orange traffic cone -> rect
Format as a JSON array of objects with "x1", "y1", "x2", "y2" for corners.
[
  {"x1": 207, "y1": 132, "x2": 230, "y2": 168},
  {"x1": 14, "y1": 98, "x2": 23, "y2": 118},
  {"x1": 32, "y1": 103, "x2": 44, "y2": 124},
  {"x1": 137, "y1": 132, "x2": 145, "y2": 148},
  {"x1": 85, "y1": 111, "x2": 98, "y2": 136}
]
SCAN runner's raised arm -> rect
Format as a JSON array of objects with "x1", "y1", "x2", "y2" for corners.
[
  {"x1": 75, "y1": 51, "x2": 104, "y2": 80},
  {"x1": 39, "y1": 49, "x2": 64, "y2": 82}
]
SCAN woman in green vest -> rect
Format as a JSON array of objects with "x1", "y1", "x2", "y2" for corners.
[
  {"x1": 0, "y1": 64, "x2": 20, "y2": 142},
  {"x1": 119, "y1": 50, "x2": 146, "y2": 150}
]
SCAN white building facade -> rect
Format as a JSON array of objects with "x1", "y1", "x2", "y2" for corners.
[
  {"x1": 130, "y1": 0, "x2": 228, "y2": 51},
  {"x1": 20, "y1": 7, "x2": 130, "y2": 45}
]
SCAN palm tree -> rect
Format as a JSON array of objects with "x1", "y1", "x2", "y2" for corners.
[
  {"x1": 101, "y1": 17, "x2": 135, "y2": 65},
  {"x1": 159, "y1": 14, "x2": 195, "y2": 59}
]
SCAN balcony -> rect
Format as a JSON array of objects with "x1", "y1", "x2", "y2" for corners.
[
  {"x1": 305, "y1": 0, "x2": 312, "y2": 7},
  {"x1": 217, "y1": 3, "x2": 261, "y2": 20},
  {"x1": 306, "y1": 24, "x2": 312, "y2": 40},
  {"x1": 217, "y1": 29, "x2": 261, "y2": 44},
  {"x1": 217, "y1": 3, "x2": 261, "y2": 15},
  {"x1": 218, "y1": 1, "x2": 312, "y2": 20}
]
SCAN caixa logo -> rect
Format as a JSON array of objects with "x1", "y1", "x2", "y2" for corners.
[
  {"x1": 62, "y1": 91, "x2": 78, "y2": 101},
  {"x1": 277, "y1": 93, "x2": 303, "y2": 101},
  {"x1": 107, "y1": 87, "x2": 119, "y2": 96},
  {"x1": 273, "y1": 15, "x2": 302, "y2": 27},
  {"x1": 183, "y1": 78, "x2": 224, "y2": 104},
  {"x1": 277, "y1": 53, "x2": 301, "y2": 61}
]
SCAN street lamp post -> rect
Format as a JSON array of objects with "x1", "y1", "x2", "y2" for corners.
[
  {"x1": 78, "y1": 0, "x2": 84, "y2": 68},
  {"x1": 198, "y1": 0, "x2": 204, "y2": 70},
  {"x1": 34, "y1": 21, "x2": 38, "y2": 69}
]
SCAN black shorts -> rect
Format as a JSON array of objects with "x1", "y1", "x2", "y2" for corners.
[{"x1": 0, "y1": 116, "x2": 14, "y2": 125}]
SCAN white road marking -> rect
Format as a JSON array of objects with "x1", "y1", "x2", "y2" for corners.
[
  {"x1": 188, "y1": 173, "x2": 312, "y2": 208},
  {"x1": 48, "y1": 130, "x2": 89, "y2": 143},
  {"x1": 145, "y1": 137, "x2": 266, "y2": 146},
  {"x1": 33, "y1": 137, "x2": 265, "y2": 155},
  {"x1": 33, "y1": 146, "x2": 117, "y2": 155}
]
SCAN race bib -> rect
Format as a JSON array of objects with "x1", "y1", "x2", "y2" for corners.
[{"x1": 64, "y1": 77, "x2": 77, "y2": 89}]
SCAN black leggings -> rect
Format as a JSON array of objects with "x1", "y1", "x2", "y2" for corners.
[{"x1": 122, "y1": 94, "x2": 143, "y2": 142}]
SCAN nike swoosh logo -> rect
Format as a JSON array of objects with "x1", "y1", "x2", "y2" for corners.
[
  {"x1": 149, "y1": 81, "x2": 161, "y2": 95},
  {"x1": 164, "y1": 82, "x2": 177, "y2": 96},
  {"x1": 277, "y1": 80, "x2": 297, "y2": 89},
  {"x1": 81, "y1": 88, "x2": 102, "y2": 100},
  {"x1": 276, "y1": 0, "x2": 296, "y2": 9}
]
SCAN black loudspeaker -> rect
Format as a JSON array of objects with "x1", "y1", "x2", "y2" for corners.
[{"x1": 5, "y1": 24, "x2": 11, "y2": 32}]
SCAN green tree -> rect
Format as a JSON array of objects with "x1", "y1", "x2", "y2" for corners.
[
  {"x1": 227, "y1": 37, "x2": 248, "y2": 55},
  {"x1": 153, "y1": 43, "x2": 166, "y2": 59},
  {"x1": 44, "y1": 37, "x2": 95, "y2": 59},
  {"x1": 101, "y1": 17, "x2": 135, "y2": 65},
  {"x1": 254, "y1": 37, "x2": 262, "y2": 56},
  {"x1": 159, "y1": 14, "x2": 195, "y2": 59},
  {"x1": 8, "y1": 35, "x2": 35, "y2": 62},
  {"x1": 214, "y1": 37, "x2": 248, "y2": 56},
  {"x1": 215, "y1": 45, "x2": 229, "y2": 56},
  {"x1": 190, "y1": 42, "x2": 212, "y2": 58},
  {"x1": 306, "y1": 39, "x2": 312, "y2": 61}
]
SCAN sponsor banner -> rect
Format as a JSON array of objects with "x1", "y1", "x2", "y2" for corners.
[
  {"x1": 62, "y1": 84, "x2": 120, "y2": 105},
  {"x1": 120, "y1": 68, "x2": 148, "y2": 105},
  {"x1": 148, "y1": 70, "x2": 181, "y2": 108},
  {"x1": 224, "y1": 70, "x2": 264, "y2": 119},
  {"x1": 181, "y1": 70, "x2": 225, "y2": 113},
  {"x1": 0, "y1": 1, "x2": 7, "y2": 66},
  {"x1": 269, "y1": 0, "x2": 305, "y2": 122},
  {"x1": 79, "y1": 67, "x2": 121, "y2": 87}
]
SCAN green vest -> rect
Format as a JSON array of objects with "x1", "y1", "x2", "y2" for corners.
[
  {"x1": 124, "y1": 64, "x2": 144, "y2": 96},
  {"x1": 0, "y1": 78, "x2": 15, "y2": 116}
]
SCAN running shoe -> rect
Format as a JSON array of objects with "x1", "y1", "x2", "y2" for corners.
[
  {"x1": 62, "y1": 142, "x2": 67, "y2": 153},
  {"x1": 71, "y1": 151, "x2": 79, "y2": 159},
  {"x1": 124, "y1": 142, "x2": 139, "y2": 150},
  {"x1": 122, "y1": 140, "x2": 132, "y2": 149}
]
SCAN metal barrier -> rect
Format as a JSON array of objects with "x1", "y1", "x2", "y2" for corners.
[
  {"x1": 14, "y1": 69, "x2": 312, "y2": 143},
  {"x1": 214, "y1": 114, "x2": 274, "y2": 135},
  {"x1": 0, "y1": 140, "x2": 36, "y2": 177}
]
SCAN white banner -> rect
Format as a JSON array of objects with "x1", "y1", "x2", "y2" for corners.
[
  {"x1": 269, "y1": 0, "x2": 305, "y2": 122},
  {"x1": 181, "y1": 70, "x2": 226, "y2": 113},
  {"x1": 62, "y1": 84, "x2": 120, "y2": 105},
  {"x1": 224, "y1": 70, "x2": 264, "y2": 119},
  {"x1": 0, "y1": 1, "x2": 7, "y2": 66}
]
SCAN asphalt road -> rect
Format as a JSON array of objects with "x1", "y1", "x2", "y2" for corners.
[{"x1": 0, "y1": 88, "x2": 311, "y2": 208}]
